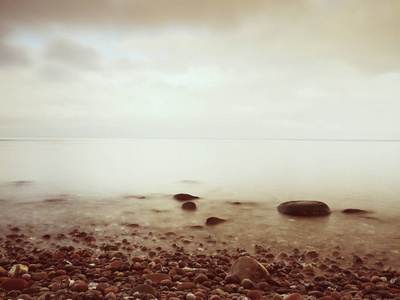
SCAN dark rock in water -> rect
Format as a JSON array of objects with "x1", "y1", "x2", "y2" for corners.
[
  {"x1": 342, "y1": 208, "x2": 369, "y2": 214},
  {"x1": 188, "y1": 225, "x2": 204, "y2": 229},
  {"x1": 277, "y1": 200, "x2": 331, "y2": 217},
  {"x1": 124, "y1": 195, "x2": 146, "y2": 199},
  {"x1": 44, "y1": 198, "x2": 68, "y2": 203},
  {"x1": 173, "y1": 193, "x2": 199, "y2": 201},
  {"x1": 181, "y1": 201, "x2": 197, "y2": 210},
  {"x1": 206, "y1": 217, "x2": 226, "y2": 225},
  {"x1": 228, "y1": 256, "x2": 270, "y2": 283}
]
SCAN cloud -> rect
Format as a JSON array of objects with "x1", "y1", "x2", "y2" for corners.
[
  {"x1": 0, "y1": 38, "x2": 30, "y2": 66},
  {"x1": 43, "y1": 39, "x2": 100, "y2": 70}
]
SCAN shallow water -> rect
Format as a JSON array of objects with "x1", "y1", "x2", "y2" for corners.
[{"x1": 0, "y1": 138, "x2": 400, "y2": 266}]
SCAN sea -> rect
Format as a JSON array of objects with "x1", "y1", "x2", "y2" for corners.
[{"x1": 0, "y1": 138, "x2": 399, "y2": 262}]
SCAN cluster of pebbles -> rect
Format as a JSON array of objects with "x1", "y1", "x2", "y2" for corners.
[{"x1": 0, "y1": 222, "x2": 399, "y2": 300}]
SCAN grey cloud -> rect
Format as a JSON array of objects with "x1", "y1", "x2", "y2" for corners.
[
  {"x1": 0, "y1": 39, "x2": 30, "y2": 66},
  {"x1": 44, "y1": 39, "x2": 100, "y2": 70}
]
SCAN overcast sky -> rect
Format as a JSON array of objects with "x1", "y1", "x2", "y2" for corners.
[{"x1": 1, "y1": 0, "x2": 400, "y2": 139}]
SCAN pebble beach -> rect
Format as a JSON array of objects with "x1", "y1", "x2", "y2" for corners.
[{"x1": 1, "y1": 192, "x2": 400, "y2": 300}]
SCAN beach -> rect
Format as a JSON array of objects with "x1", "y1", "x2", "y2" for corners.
[
  {"x1": 1, "y1": 193, "x2": 400, "y2": 299},
  {"x1": 1, "y1": 139, "x2": 400, "y2": 299}
]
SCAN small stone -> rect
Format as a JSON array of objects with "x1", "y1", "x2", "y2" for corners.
[
  {"x1": 283, "y1": 293, "x2": 303, "y2": 300},
  {"x1": 247, "y1": 290, "x2": 263, "y2": 300},
  {"x1": 32, "y1": 272, "x2": 48, "y2": 281},
  {"x1": 1, "y1": 278, "x2": 30, "y2": 291},
  {"x1": 72, "y1": 283, "x2": 89, "y2": 292},
  {"x1": 131, "y1": 284, "x2": 157, "y2": 296},
  {"x1": 206, "y1": 217, "x2": 226, "y2": 225},
  {"x1": 186, "y1": 292, "x2": 196, "y2": 300},
  {"x1": 225, "y1": 274, "x2": 240, "y2": 284},
  {"x1": 182, "y1": 201, "x2": 197, "y2": 210},
  {"x1": 173, "y1": 193, "x2": 199, "y2": 201},
  {"x1": 104, "y1": 286, "x2": 119, "y2": 294},
  {"x1": 277, "y1": 200, "x2": 331, "y2": 217},
  {"x1": 194, "y1": 274, "x2": 208, "y2": 283},
  {"x1": 177, "y1": 282, "x2": 196, "y2": 290},
  {"x1": 0, "y1": 266, "x2": 7, "y2": 276},
  {"x1": 241, "y1": 278, "x2": 256, "y2": 289},
  {"x1": 144, "y1": 273, "x2": 171, "y2": 283},
  {"x1": 8, "y1": 264, "x2": 29, "y2": 277},
  {"x1": 160, "y1": 279, "x2": 174, "y2": 287},
  {"x1": 228, "y1": 256, "x2": 270, "y2": 283}
]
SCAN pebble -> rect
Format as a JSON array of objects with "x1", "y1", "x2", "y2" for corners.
[
  {"x1": 228, "y1": 256, "x2": 270, "y2": 283},
  {"x1": 247, "y1": 289, "x2": 263, "y2": 299},
  {"x1": 144, "y1": 272, "x2": 171, "y2": 283},
  {"x1": 0, "y1": 278, "x2": 30, "y2": 291},
  {"x1": 205, "y1": 217, "x2": 226, "y2": 225},
  {"x1": 131, "y1": 283, "x2": 157, "y2": 296},
  {"x1": 177, "y1": 282, "x2": 196, "y2": 290},
  {"x1": 182, "y1": 201, "x2": 197, "y2": 210},
  {"x1": 173, "y1": 193, "x2": 200, "y2": 201},
  {"x1": 283, "y1": 293, "x2": 303, "y2": 300}
]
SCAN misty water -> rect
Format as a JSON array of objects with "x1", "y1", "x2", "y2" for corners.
[{"x1": 1, "y1": 138, "x2": 400, "y2": 265}]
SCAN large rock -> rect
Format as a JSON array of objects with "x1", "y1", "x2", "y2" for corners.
[
  {"x1": 205, "y1": 217, "x2": 226, "y2": 226},
  {"x1": 173, "y1": 193, "x2": 199, "y2": 201},
  {"x1": 228, "y1": 256, "x2": 270, "y2": 283},
  {"x1": 277, "y1": 200, "x2": 331, "y2": 217}
]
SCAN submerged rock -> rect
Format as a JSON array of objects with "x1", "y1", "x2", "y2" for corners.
[
  {"x1": 173, "y1": 193, "x2": 199, "y2": 201},
  {"x1": 228, "y1": 256, "x2": 270, "y2": 283},
  {"x1": 205, "y1": 217, "x2": 226, "y2": 226},
  {"x1": 277, "y1": 200, "x2": 331, "y2": 217},
  {"x1": 182, "y1": 201, "x2": 197, "y2": 211},
  {"x1": 342, "y1": 208, "x2": 369, "y2": 214}
]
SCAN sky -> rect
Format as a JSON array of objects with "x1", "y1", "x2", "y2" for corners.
[{"x1": 1, "y1": 0, "x2": 400, "y2": 139}]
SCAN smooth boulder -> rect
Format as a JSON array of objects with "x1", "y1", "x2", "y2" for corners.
[
  {"x1": 205, "y1": 217, "x2": 226, "y2": 226},
  {"x1": 173, "y1": 193, "x2": 199, "y2": 201},
  {"x1": 277, "y1": 200, "x2": 331, "y2": 217},
  {"x1": 228, "y1": 256, "x2": 270, "y2": 283}
]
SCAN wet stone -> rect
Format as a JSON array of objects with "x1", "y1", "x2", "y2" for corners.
[
  {"x1": 277, "y1": 200, "x2": 331, "y2": 217},
  {"x1": 1, "y1": 278, "x2": 30, "y2": 291},
  {"x1": 182, "y1": 201, "x2": 197, "y2": 211},
  {"x1": 173, "y1": 193, "x2": 199, "y2": 201},
  {"x1": 206, "y1": 217, "x2": 226, "y2": 226}
]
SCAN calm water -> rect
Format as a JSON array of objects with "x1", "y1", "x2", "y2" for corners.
[
  {"x1": 1, "y1": 138, "x2": 399, "y2": 210},
  {"x1": 1, "y1": 138, "x2": 400, "y2": 262}
]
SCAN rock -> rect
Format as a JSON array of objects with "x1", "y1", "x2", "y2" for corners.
[
  {"x1": 206, "y1": 217, "x2": 226, "y2": 225},
  {"x1": 277, "y1": 200, "x2": 331, "y2": 217},
  {"x1": 131, "y1": 284, "x2": 157, "y2": 296},
  {"x1": 32, "y1": 272, "x2": 48, "y2": 281},
  {"x1": 241, "y1": 278, "x2": 256, "y2": 289},
  {"x1": 228, "y1": 256, "x2": 270, "y2": 283},
  {"x1": 143, "y1": 273, "x2": 171, "y2": 283},
  {"x1": 182, "y1": 201, "x2": 197, "y2": 210},
  {"x1": 176, "y1": 282, "x2": 196, "y2": 290},
  {"x1": 1, "y1": 278, "x2": 30, "y2": 291},
  {"x1": 72, "y1": 282, "x2": 89, "y2": 292},
  {"x1": 173, "y1": 193, "x2": 199, "y2": 201},
  {"x1": 225, "y1": 274, "x2": 240, "y2": 284},
  {"x1": 283, "y1": 293, "x2": 303, "y2": 300},
  {"x1": 0, "y1": 266, "x2": 7, "y2": 276},
  {"x1": 247, "y1": 290, "x2": 263, "y2": 300},
  {"x1": 342, "y1": 209, "x2": 369, "y2": 214},
  {"x1": 8, "y1": 264, "x2": 29, "y2": 277}
]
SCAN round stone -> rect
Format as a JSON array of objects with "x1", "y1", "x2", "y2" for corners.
[
  {"x1": 1, "y1": 278, "x2": 30, "y2": 291},
  {"x1": 182, "y1": 201, "x2": 197, "y2": 211},
  {"x1": 277, "y1": 200, "x2": 331, "y2": 217}
]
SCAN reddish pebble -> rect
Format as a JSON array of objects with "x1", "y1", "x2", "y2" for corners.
[
  {"x1": 0, "y1": 267, "x2": 7, "y2": 276},
  {"x1": 1, "y1": 278, "x2": 30, "y2": 291},
  {"x1": 283, "y1": 293, "x2": 303, "y2": 300},
  {"x1": 177, "y1": 282, "x2": 196, "y2": 290},
  {"x1": 104, "y1": 285, "x2": 119, "y2": 294},
  {"x1": 248, "y1": 290, "x2": 263, "y2": 300},
  {"x1": 72, "y1": 283, "x2": 89, "y2": 292},
  {"x1": 32, "y1": 272, "x2": 48, "y2": 281},
  {"x1": 209, "y1": 296, "x2": 221, "y2": 300}
]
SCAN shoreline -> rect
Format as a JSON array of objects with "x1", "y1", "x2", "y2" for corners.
[{"x1": 1, "y1": 222, "x2": 400, "y2": 299}]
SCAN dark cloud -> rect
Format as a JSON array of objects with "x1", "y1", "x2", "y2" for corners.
[
  {"x1": 44, "y1": 39, "x2": 99, "y2": 70},
  {"x1": 0, "y1": 39, "x2": 30, "y2": 66}
]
